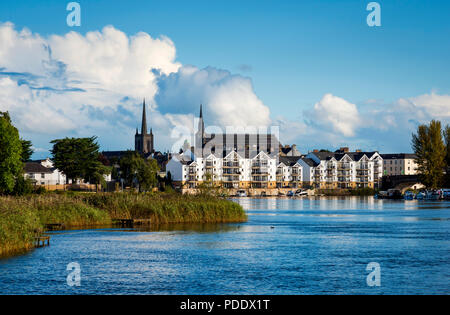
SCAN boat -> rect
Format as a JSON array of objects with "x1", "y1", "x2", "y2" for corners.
[
  {"x1": 294, "y1": 189, "x2": 308, "y2": 197},
  {"x1": 404, "y1": 191, "x2": 415, "y2": 200},
  {"x1": 287, "y1": 190, "x2": 294, "y2": 197},
  {"x1": 442, "y1": 189, "x2": 450, "y2": 200},
  {"x1": 416, "y1": 191, "x2": 425, "y2": 200},
  {"x1": 236, "y1": 190, "x2": 247, "y2": 197},
  {"x1": 425, "y1": 190, "x2": 441, "y2": 200}
]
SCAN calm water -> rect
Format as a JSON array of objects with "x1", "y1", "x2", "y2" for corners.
[{"x1": 1, "y1": 197, "x2": 449, "y2": 295}]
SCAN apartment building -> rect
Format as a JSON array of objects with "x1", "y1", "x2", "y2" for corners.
[
  {"x1": 304, "y1": 150, "x2": 384, "y2": 189},
  {"x1": 380, "y1": 153, "x2": 418, "y2": 176},
  {"x1": 167, "y1": 149, "x2": 384, "y2": 191},
  {"x1": 166, "y1": 150, "x2": 279, "y2": 189}
]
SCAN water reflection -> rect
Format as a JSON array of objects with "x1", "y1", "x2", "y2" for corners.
[{"x1": 0, "y1": 197, "x2": 449, "y2": 295}]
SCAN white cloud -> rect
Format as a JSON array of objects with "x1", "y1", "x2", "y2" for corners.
[
  {"x1": 155, "y1": 66, "x2": 271, "y2": 128},
  {"x1": 305, "y1": 93, "x2": 361, "y2": 137},
  {"x1": 0, "y1": 23, "x2": 273, "y2": 156},
  {"x1": 400, "y1": 92, "x2": 450, "y2": 119}
]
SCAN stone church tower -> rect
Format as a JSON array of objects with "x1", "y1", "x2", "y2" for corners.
[{"x1": 135, "y1": 99, "x2": 154, "y2": 154}]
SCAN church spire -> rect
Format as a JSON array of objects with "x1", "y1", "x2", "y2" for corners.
[
  {"x1": 141, "y1": 99, "x2": 148, "y2": 135},
  {"x1": 198, "y1": 104, "x2": 204, "y2": 135}
]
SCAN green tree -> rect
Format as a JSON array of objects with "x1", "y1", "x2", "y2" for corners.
[
  {"x1": 412, "y1": 120, "x2": 446, "y2": 188},
  {"x1": 444, "y1": 125, "x2": 450, "y2": 187},
  {"x1": 0, "y1": 112, "x2": 23, "y2": 194},
  {"x1": 50, "y1": 136, "x2": 106, "y2": 184},
  {"x1": 119, "y1": 151, "x2": 159, "y2": 192},
  {"x1": 20, "y1": 139, "x2": 33, "y2": 162}
]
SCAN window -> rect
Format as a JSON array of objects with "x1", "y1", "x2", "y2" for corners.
[{"x1": 41, "y1": 173, "x2": 45, "y2": 179}]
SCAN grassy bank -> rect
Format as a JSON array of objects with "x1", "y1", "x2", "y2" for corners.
[{"x1": 0, "y1": 192, "x2": 247, "y2": 257}]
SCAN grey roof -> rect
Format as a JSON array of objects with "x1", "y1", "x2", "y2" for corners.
[
  {"x1": 24, "y1": 162, "x2": 54, "y2": 173},
  {"x1": 279, "y1": 156, "x2": 302, "y2": 166},
  {"x1": 312, "y1": 151, "x2": 379, "y2": 161},
  {"x1": 200, "y1": 133, "x2": 280, "y2": 159},
  {"x1": 380, "y1": 153, "x2": 417, "y2": 160},
  {"x1": 301, "y1": 158, "x2": 320, "y2": 167}
]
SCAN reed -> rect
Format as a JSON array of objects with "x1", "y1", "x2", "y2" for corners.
[
  {"x1": 0, "y1": 192, "x2": 247, "y2": 257},
  {"x1": 83, "y1": 193, "x2": 247, "y2": 224}
]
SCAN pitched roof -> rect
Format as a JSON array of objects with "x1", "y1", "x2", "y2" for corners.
[
  {"x1": 313, "y1": 151, "x2": 379, "y2": 161},
  {"x1": 24, "y1": 162, "x2": 54, "y2": 173},
  {"x1": 279, "y1": 156, "x2": 302, "y2": 166},
  {"x1": 301, "y1": 158, "x2": 319, "y2": 167}
]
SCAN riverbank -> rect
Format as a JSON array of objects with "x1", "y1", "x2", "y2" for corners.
[{"x1": 0, "y1": 192, "x2": 247, "y2": 258}]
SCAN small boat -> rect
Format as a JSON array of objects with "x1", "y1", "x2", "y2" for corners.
[
  {"x1": 294, "y1": 189, "x2": 308, "y2": 197},
  {"x1": 375, "y1": 191, "x2": 388, "y2": 199},
  {"x1": 287, "y1": 190, "x2": 294, "y2": 197},
  {"x1": 425, "y1": 190, "x2": 441, "y2": 200},
  {"x1": 404, "y1": 191, "x2": 415, "y2": 200},
  {"x1": 236, "y1": 190, "x2": 247, "y2": 197},
  {"x1": 442, "y1": 189, "x2": 450, "y2": 200},
  {"x1": 416, "y1": 191, "x2": 425, "y2": 200}
]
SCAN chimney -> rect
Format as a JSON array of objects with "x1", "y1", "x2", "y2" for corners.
[
  {"x1": 356, "y1": 149, "x2": 362, "y2": 152},
  {"x1": 340, "y1": 147, "x2": 349, "y2": 153},
  {"x1": 313, "y1": 149, "x2": 319, "y2": 153}
]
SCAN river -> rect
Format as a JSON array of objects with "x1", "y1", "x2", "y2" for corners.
[{"x1": 0, "y1": 197, "x2": 449, "y2": 294}]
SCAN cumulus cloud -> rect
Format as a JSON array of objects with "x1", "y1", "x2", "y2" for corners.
[
  {"x1": 0, "y1": 22, "x2": 272, "y2": 157},
  {"x1": 155, "y1": 65, "x2": 271, "y2": 128},
  {"x1": 304, "y1": 93, "x2": 361, "y2": 137}
]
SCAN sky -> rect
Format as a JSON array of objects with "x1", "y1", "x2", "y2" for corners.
[{"x1": 0, "y1": 0, "x2": 449, "y2": 159}]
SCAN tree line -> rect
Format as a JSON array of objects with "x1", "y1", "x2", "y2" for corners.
[
  {"x1": 0, "y1": 111, "x2": 160, "y2": 195},
  {"x1": 412, "y1": 120, "x2": 450, "y2": 189}
]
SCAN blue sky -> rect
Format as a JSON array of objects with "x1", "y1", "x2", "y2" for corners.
[{"x1": 0, "y1": 0, "x2": 449, "y2": 157}]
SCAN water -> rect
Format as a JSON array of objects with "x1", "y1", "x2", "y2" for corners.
[{"x1": 1, "y1": 197, "x2": 449, "y2": 295}]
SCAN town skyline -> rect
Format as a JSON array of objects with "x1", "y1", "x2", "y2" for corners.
[{"x1": 0, "y1": 1, "x2": 449, "y2": 159}]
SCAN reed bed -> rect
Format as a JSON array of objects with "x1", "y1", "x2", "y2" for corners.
[
  {"x1": 84, "y1": 193, "x2": 247, "y2": 224},
  {"x1": 0, "y1": 193, "x2": 247, "y2": 257}
]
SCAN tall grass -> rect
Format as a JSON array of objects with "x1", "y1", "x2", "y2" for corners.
[
  {"x1": 83, "y1": 193, "x2": 247, "y2": 224},
  {"x1": 0, "y1": 207, "x2": 41, "y2": 257},
  {"x1": 0, "y1": 192, "x2": 247, "y2": 257}
]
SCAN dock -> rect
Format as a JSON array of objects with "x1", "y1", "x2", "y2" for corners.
[
  {"x1": 113, "y1": 219, "x2": 151, "y2": 227},
  {"x1": 45, "y1": 223, "x2": 65, "y2": 231},
  {"x1": 34, "y1": 236, "x2": 50, "y2": 248}
]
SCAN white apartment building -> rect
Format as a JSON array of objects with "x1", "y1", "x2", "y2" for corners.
[
  {"x1": 167, "y1": 149, "x2": 384, "y2": 191},
  {"x1": 304, "y1": 150, "x2": 383, "y2": 189}
]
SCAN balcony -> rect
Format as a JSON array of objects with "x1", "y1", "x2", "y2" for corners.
[
  {"x1": 252, "y1": 176, "x2": 269, "y2": 182},
  {"x1": 223, "y1": 162, "x2": 239, "y2": 168},
  {"x1": 252, "y1": 162, "x2": 268, "y2": 168},
  {"x1": 338, "y1": 163, "x2": 351, "y2": 170},
  {"x1": 252, "y1": 168, "x2": 269, "y2": 175}
]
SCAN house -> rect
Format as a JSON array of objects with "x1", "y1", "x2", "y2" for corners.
[{"x1": 24, "y1": 158, "x2": 66, "y2": 186}]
